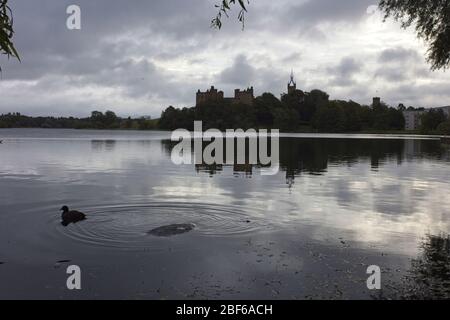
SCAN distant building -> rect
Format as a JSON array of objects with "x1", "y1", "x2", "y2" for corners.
[
  {"x1": 233, "y1": 88, "x2": 254, "y2": 105},
  {"x1": 196, "y1": 86, "x2": 224, "y2": 106},
  {"x1": 372, "y1": 97, "x2": 381, "y2": 108},
  {"x1": 283, "y1": 71, "x2": 306, "y2": 102},
  {"x1": 403, "y1": 110, "x2": 426, "y2": 131},
  {"x1": 196, "y1": 86, "x2": 254, "y2": 107},
  {"x1": 288, "y1": 70, "x2": 297, "y2": 95}
]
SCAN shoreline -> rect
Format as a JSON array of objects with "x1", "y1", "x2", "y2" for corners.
[
  {"x1": 0, "y1": 126, "x2": 447, "y2": 134},
  {"x1": 1, "y1": 127, "x2": 448, "y2": 141}
]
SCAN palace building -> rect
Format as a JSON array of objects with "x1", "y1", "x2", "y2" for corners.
[
  {"x1": 196, "y1": 86, "x2": 255, "y2": 107},
  {"x1": 196, "y1": 71, "x2": 306, "y2": 107},
  {"x1": 196, "y1": 86, "x2": 254, "y2": 107}
]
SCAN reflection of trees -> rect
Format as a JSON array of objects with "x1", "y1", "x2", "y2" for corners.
[
  {"x1": 195, "y1": 163, "x2": 223, "y2": 175},
  {"x1": 91, "y1": 140, "x2": 116, "y2": 151},
  {"x1": 280, "y1": 138, "x2": 407, "y2": 176},
  {"x1": 401, "y1": 234, "x2": 450, "y2": 299},
  {"x1": 162, "y1": 138, "x2": 445, "y2": 180}
]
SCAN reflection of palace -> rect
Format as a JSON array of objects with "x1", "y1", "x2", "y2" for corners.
[
  {"x1": 162, "y1": 138, "x2": 445, "y2": 183},
  {"x1": 194, "y1": 163, "x2": 253, "y2": 176},
  {"x1": 91, "y1": 140, "x2": 116, "y2": 151}
]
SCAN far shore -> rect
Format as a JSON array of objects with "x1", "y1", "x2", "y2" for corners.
[{"x1": 1, "y1": 126, "x2": 449, "y2": 140}]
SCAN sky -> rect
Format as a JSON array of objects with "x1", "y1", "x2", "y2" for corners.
[{"x1": 0, "y1": 0, "x2": 449, "y2": 118}]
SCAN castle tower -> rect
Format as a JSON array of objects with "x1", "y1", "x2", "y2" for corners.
[
  {"x1": 288, "y1": 70, "x2": 297, "y2": 95},
  {"x1": 196, "y1": 86, "x2": 224, "y2": 106},
  {"x1": 372, "y1": 97, "x2": 381, "y2": 108},
  {"x1": 233, "y1": 87, "x2": 254, "y2": 105}
]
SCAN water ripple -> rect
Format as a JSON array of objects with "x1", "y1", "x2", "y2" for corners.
[{"x1": 53, "y1": 202, "x2": 270, "y2": 250}]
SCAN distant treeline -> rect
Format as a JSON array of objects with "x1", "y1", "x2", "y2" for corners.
[
  {"x1": 2, "y1": 91, "x2": 450, "y2": 134},
  {"x1": 0, "y1": 111, "x2": 158, "y2": 130},
  {"x1": 159, "y1": 90, "x2": 406, "y2": 133},
  {"x1": 159, "y1": 90, "x2": 450, "y2": 134}
]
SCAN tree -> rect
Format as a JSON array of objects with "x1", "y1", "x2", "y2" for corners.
[
  {"x1": 104, "y1": 110, "x2": 118, "y2": 127},
  {"x1": 211, "y1": 0, "x2": 249, "y2": 29},
  {"x1": 420, "y1": 108, "x2": 448, "y2": 133},
  {"x1": 437, "y1": 121, "x2": 450, "y2": 135},
  {"x1": 313, "y1": 102, "x2": 345, "y2": 133},
  {"x1": 378, "y1": 0, "x2": 450, "y2": 70},
  {"x1": 301, "y1": 89, "x2": 329, "y2": 122},
  {"x1": 0, "y1": 0, "x2": 20, "y2": 71},
  {"x1": 254, "y1": 93, "x2": 280, "y2": 127}
]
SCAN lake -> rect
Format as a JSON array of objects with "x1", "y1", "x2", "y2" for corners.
[{"x1": 1, "y1": 129, "x2": 449, "y2": 299}]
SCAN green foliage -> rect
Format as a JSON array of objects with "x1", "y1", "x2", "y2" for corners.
[
  {"x1": 302, "y1": 90, "x2": 329, "y2": 122},
  {"x1": 272, "y1": 107, "x2": 298, "y2": 132},
  {"x1": 0, "y1": 0, "x2": 20, "y2": 71},
  {"x1": 420, "y1": 108, "x2": 447, "y2": 133},
  {"x1": 90, "y1": 110, "x2": 120, "y2": 129},
  {"x1": 313, "y1": 102, "x2": 345, "y2": 133},
  {"x1": 379, "y1": 0, "x2": 450, "y2": 70},
  {"x1": 369, "y1": 102, "x2": 406, "y2": 131},
  {"x1": 159, "y1": 91, "x2": 407, "y2": 133},
  {"x1": 437, "y1": 121, "x2": 450, "y2": 135},
  {"x1": 311, "y1": 100, "x2": 404, "y2": 133},
  {"x1": 0, "y1": 111, "x2": 158, "y2": 130},
  {"x1": 254, "y1": 93, "x2": 279, "y2": 127}
]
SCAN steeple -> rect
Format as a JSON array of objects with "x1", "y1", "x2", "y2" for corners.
[
  {"x1": 288, "y1": 69, "x2": 296, "y2": 94},
  {"x1": 288, "y1": 69, "x2": 296, "y2": 86}
]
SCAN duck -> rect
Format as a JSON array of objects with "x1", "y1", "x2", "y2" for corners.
[{"x1": 60, "y1": 206, "x2": 86, "y2": 226}]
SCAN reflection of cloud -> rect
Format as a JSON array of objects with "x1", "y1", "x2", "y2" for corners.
[{"x1": 2, "y1": 135, "x2": 450, "y2": 258}]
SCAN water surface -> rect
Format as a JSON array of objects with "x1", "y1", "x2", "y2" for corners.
[{"x1": 1, "y1": 129, "x2": 449, "y2": 299}]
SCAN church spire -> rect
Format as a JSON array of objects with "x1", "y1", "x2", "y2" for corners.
[
  {"x1": 288, "y1": 69, "x2": 296, "y2": 94},
  {"x1": 288, "y1": 69, "x2": 296, "y2": 86}
]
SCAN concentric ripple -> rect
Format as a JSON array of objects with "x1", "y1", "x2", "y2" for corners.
[{"x1": 53, "y1": 202, "x2": 271, "y2": 250}]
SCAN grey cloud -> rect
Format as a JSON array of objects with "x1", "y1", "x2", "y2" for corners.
[
  {"x1": 287, "y1": 0, "x2": 375, "y2": 24},
  {"x1": 375, "y1": 47, "x2": 428, "y2": 82},
  {"x1": 375, "y1": 68, "x2": 407, "y2": 82},
  {"x1": 219, "y1": 55, "x2": 256, "y2": 86},
  {"x1": 282, "y1": 52, "x2": 302, "y2": 64},
  {"x1": 0, "y1": 0, "x2": 449, "y2": 116},
  {"x1": 216, "y1": 54, "x2": 288, "y2": 97},
  {"x1": 378, "y1": 47, "x2": 422, "y2": 63},
  {"x1": 327, "y1": 57, "x2": 363, "y2": 87}
]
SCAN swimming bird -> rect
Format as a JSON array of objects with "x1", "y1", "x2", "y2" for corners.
[{"x1": 60, "y1": 206, "x2": 86, "y2": 226}]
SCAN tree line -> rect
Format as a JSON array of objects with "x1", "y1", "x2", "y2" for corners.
[
  {"x1": 2, "y1": 92, "x2": 449, "y2": 134},
  {"x1": 0, "y1": 111, "x2": 157, "y2": 130},
  {"x1": 159, "y1": 90, "x2": 408, "y2": 133}
]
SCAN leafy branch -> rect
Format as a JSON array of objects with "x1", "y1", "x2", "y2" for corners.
[
  {"x1": 211, "y1": 0, "x2": 249, "y2": 29},
  {"x1": 379, "y1": 0, "x2": 450, "y2": 70},
  {"x1": 0, "y1": 0, "x2": 20, "y2": 72}
]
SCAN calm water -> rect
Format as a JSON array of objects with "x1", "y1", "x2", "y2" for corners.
[{"x1": 1, "y1": 129, "x2": 449, "y2": 299}]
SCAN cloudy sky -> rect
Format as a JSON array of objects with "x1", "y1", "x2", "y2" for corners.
[{"x1": 0, "y1": 0, "x2": 449, "y2": 118}]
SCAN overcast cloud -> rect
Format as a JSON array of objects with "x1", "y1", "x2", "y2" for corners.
[{"x1": 0, "y1": 0, "x2": 448, "y2": 117}]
